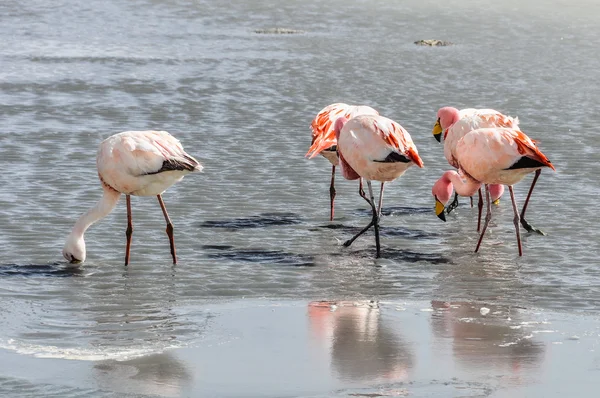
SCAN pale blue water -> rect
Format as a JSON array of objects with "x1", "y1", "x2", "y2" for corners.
[{"x1": 1, "y1": 0, "x2": 600, "y2": 396}]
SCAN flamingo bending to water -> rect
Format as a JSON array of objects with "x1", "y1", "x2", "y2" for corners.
[
  {"x1": 62, "y1": 130, "x2": 202, "y2": 265},
  {"x1": 433, "y1": 107, "x2": 544, "y2": 234},
  {"x1": 432, "y1": 107, "x2": 518, "y2": 230},
  {"x1": 306, "y1": 103, "x2": 379, "y2": 221},
  {"x1": 431, "y1": 127, "x2": 554, "y2": 256},
  {"x1": 330, "y1": 114, "x2": 423, "y2": 258}
]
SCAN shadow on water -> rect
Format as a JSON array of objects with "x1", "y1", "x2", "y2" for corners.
[
  {"x1": 200, "y1": 212, "x2": 302, "y2": 230},
  {"x1": 353, "y1": 206, "x2": 433, "y2": 217},
  {"x1": 352, "y1": 248, "x2": 451, "y2": 265},
  {"x1": 314, "y1": 224, "x2": 438, "y2": 239},
  {"x1": 202, "y1": 245, "x2": 315, "y2": 266},
  {"x1": 0, "y1": 262, "x2": 84, "y2": 277}
]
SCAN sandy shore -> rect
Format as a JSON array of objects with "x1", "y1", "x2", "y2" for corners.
[{"x1": 1, "y1": 299, "x2": 599, "y2": 397}]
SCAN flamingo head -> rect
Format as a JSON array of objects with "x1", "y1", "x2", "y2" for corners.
[
  {"x1": 62, "y1": 233, "x2": 86, "y2": 265},
  {"x1": 433, "y1": 107, "x2": 461, "y2": 142},
  {"x1": 333, "y1": 116, "x2": 349, "y2": 141},
  {"x1": 431, "y1": 171, "x2": 455, "y2": 222}
]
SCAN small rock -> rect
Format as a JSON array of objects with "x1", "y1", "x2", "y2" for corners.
[
  {"x1": 414, "y1": 39, "x2": 453, "y2": 47},
  {"x1": 480, "y1": 307, "x2": 490, "y2": 316},
  {"x1": 254, "y1": 28, "x2": 305, "y2": 34}
]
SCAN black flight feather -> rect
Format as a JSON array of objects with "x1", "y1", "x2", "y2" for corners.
[
  {"x1": 505, "y1": 156, "x2": 546, "y2": 170},
  {"x1": 373, "y1": 151, "x2": 411, "y2": 163},
  {"x1": 147, "y1": 155, "x2": 199, "y2": 175}
]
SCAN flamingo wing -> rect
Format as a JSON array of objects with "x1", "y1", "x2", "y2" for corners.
[
  {"x1": 370, "y1": 116, "x2": 424, "y2": 168},
  {"x1": 306, "y1": 103, "x2": 379, "y2": 158},
  {"x1": 99, "y1": 131, "x2": 201, "y2": 180}
]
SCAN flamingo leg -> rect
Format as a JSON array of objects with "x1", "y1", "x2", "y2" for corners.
[
  {"x1": 509, "y1": 186, "x2": 523, "y2": 256},
  {"x1": 377, "y1": 182, "x2": 385, "y2": 219},
  {"x1": 520, "y1": 169, "x2": 545, "y2": 235},
  {"x1": 446, "y1": 192, "x2": 460, "y2": 214},
  {"x1": 470, "y1": 196, "x2": 474, "y2": 208},
  {"x1": 477, "y1": 188, "x2": 484, "y2": 232},
  {"x1": 475, "y1": 185, "x2": 492, "y2": 253},
  {"x1": 125, "y1": 195, "x2": 133, "y2": 266},
  {"x1": 157, "y1": 194, "x2": 177, "y2": 264},
  {"x1": 329, "y1": 165, "x2": 336, "y2": 221},
  {"x1": 344, "y1": 181, "x2": 382, "y2": 258}
]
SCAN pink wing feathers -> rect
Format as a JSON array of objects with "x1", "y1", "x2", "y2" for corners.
[
  {"x1": 371, "y1": 116, "x2": 424, "y2": 168},
  {"x1": 306, "y1": 103, "x2": 379, "y2": 158}
]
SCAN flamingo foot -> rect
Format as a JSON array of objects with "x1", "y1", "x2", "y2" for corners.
[{"x1": 521, "y1": 218, "x2": 546, "y2": 236}]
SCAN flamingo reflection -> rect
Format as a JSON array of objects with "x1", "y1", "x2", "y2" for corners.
[{"x1": 308, "y1": 300, "x2": 413, "y2": 382}]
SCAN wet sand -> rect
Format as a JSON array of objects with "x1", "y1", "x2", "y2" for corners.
[{"x1": 1, "y1": 299, "x2": 599, "y2": 397}]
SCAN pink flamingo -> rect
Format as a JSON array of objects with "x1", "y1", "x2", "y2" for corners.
[
  {"x1": 306, "y1": 103, "x2": 379, "y2": 221},
  {"x1": 62, "y1": 130, "x2": 202, "y2": 265},
  {"x1": 431, "y1": 127, "x2": 555, "y2": 256},
  {"x1": 330, "y1": 114, "x2": 424, "y2": 258},
  {"x1": 433, "y1": 107, "x2": 545, "y2": 234},
  {"x1": 433, "y1": 107, "x2": 518, "y2": 229}
]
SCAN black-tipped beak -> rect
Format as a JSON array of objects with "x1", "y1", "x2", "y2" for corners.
[
  {"x1": 435, "y1": 198, "x2": 446, "y2": 222},
  {"x1": 432, "y1": 119, "x2": 443, "y2": 143}
]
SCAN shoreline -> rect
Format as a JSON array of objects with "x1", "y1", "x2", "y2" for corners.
[{"x1": 1, "y1": 299, "x2": 599, "y2": 397}]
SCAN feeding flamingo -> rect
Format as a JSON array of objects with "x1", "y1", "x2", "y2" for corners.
[
  {"x1": 327, "y1": 114, "x2": 424, "y2": 258},
  {"x1": 62, "y1": 130, "x2": 202, "y2": 265},
  {"x1": 433, "y1": 107, "x2": 545, "y2": 234},
  {"x1": 306, "y1": 103, "x2": 379, "y2": 221},
  {"x1": 431, "y1": 127, "x2": 554, "y2": 256}
]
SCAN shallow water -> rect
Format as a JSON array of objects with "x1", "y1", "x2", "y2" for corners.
[{"x1": 1, "y1": 0, "x2": 600, "y2": 396}]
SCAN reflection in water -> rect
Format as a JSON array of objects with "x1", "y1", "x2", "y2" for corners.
[
  {"x1": 308, "y1": 301, "x2": 413, "y2": 382},
  {"x1": 94, "y1": 352, "x2": 191, "y2": 397},
  {"x1": 431, "y1": 301, "x2": 545, "y2": 382}
]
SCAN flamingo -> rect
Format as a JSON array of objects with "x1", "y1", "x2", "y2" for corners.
[
  {"x1": 431, "y1": 127, "x2": 555, "y2": 256},
  {"x1": 433, "y1": 107, "x2": 545, "y2": 234},
  {"x1": 306, "y1": 103, "x2": 379, "y2": 221},
  {"x1": 62, "y1": 130, "x2": 202, "y2": 265},
  {"x1": 328, "y1": 114, "x2": 424, "y2": 258},
  {"x1": 432, "y1": 107, "x2": 518, "y2": 229}
]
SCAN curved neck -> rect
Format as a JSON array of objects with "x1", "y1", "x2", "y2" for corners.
[
  {"x1": 70, "y1": 186, "x2": 121, "y2": 239},
  {"x1": 444, "y1": 170, "x2": 481, "y2": 197}
]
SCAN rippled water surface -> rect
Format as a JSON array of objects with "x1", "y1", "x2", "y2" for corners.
[{"x1": 1, "y1": 0, "x2": 600, "y2": 396}]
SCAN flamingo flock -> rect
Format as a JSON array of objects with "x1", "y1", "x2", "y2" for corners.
[{"x1": 62, "y1": 103, "x2": 554, "y2": 265}]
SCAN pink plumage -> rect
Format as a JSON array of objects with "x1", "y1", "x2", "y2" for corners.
[{"x1": 63, "y1": 130, "x2": 202, "y2": 265}]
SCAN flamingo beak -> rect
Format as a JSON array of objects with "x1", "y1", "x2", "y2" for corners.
[
  {"x1": 492, "y1": 198, "x2": 501, "y2": 205},
  {"x1": 432, "y1": 119, "x2": 443, "y2": 142},
  {"x1": 435, "y1": 197, "x2": 446, "y2": 221}
]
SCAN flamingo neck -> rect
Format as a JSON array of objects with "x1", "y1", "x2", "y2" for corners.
[
  {"x1": 70, "y1": 186, "x2": 121, "y2": 239},
  {"x1": 444, "y1": 170, "x2": 481, "y2": 198}
]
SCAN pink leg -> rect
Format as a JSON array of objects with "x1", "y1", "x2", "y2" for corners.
[
  {"x1": 477, "y1": 188, "x2": 483, "y2": 232},
  {"x1": 329, "y1": 165, "x2": 336, "y2": 221},
  {"x1": 509, "y1": 186, "x2": 523, "y2": 256},
  {"x1": 344, "y1": 181, "x2": 382, "y2": 258},
  {"x1": 475, "y1": 185, "x2": 492, "y2": 253},
  {"x1": 157, "y1": 194, "x2": 177, "y2": 264},
  {"x1": 125, "y1": 195, "x2": 133, "y2": 266},
  {"x1": 377, "y1": 182, "x2": 385, "y2": 219}
]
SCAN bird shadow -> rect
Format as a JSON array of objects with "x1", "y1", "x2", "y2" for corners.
[
  {"x1": 351, "y1": 247, "x2": 451, "y2": 264},
  {"x1": 199, "y1": 212, "x2": 303, "y2": 230},
  {"x1": 202, "y1": 245, "x2": 315, "y2": 266},
  {"x1": 313, "y1": 223, "x2": 438, "y2": 239},
  {"x1": 0, "y1": 262, "x2": 84, "y2": 277},
  {"x1": 353, "y1": 205, "x2": 433, "y2": 217}
]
